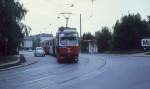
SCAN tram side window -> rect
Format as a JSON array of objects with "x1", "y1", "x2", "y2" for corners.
[{"x1": 50, "y1": 40, "x2": 52, "y2": 46}]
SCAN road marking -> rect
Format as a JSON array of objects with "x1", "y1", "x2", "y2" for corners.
[{"x1": 22, "y1": 75, "x2": 56, "y2": 85}]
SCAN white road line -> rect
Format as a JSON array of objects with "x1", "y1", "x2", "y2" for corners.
[
  {"x1": 22, "y1": 66, "x2": 49, "y2": 73},
  {"x1": 22, "y1": 75, "x2": 56, "y2": 85}
]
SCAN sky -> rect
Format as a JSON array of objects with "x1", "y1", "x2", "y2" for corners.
[{"x1": 20, "y1": 0, "x2": 150, "y2": 35}]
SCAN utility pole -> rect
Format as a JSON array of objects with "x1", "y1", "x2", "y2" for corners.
[{"x1": 80, "y1": 14, "x2": 82, "y2": 38}]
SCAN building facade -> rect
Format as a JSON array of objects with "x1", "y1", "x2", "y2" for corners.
[{"x1": 23, "y1": 36, "x2": 33, "y2": 50}]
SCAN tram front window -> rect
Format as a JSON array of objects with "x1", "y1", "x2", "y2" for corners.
[{"x1": 60, "y1": 37, "x2": 78, "y2": 46}]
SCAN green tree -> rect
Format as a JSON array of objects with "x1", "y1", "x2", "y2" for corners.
[
  {"x1": 95, "y1": 27, "x2": 112, "y2": 52},
  {"x1": 147, "y1": 16, "x2": 150, "y2": 24},
  {"x1": 0, "y1": 0, "x2": 27, "y2": 56},
  {"x1": 113, "y1": 13, "x2": 150, "y2": 51}
]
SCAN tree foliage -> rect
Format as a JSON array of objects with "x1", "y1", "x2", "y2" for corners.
[
  {"x1": 0, "y1": 0, "x2": 27, "y2": 56},
  {"x1": 113, "y1": 13, "x2": 150, "y2": 51},
  {"x1": 95, "y1": 27, "x2": 112, "y2": 52}
]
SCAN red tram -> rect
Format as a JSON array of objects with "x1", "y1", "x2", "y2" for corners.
[
  {"x1": 41, "y1": 27, "x2": 79, "y2": 63},
  {"x1": 56, "y1": 27, "x2": 79, "y2": 63}
]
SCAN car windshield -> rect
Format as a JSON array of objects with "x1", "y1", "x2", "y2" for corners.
[{"x1": 36, "y1": 47, "x2": 43, "y2": 50}]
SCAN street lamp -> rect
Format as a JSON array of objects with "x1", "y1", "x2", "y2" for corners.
[{"x1": 90, "y1": 0, "x2": 96, "y2": 17}]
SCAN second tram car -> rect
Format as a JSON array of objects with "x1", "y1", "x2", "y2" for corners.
[
  {"x1": 41, "y1": 40, "x2": 50, "y2": 54},
  {"x1": 41, "y1": 37, "x2": 56, "y2": 55}
]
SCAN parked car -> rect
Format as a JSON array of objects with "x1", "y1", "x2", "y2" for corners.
[
  {"x1": 34, "y1": 47, "x2": 45, "y2": 57},
  {"x1": 28, "y1": 49, "x2": 32, "y2": 52}
]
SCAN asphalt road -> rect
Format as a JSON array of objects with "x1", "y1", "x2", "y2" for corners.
[{"x1": 0, "y1": 52, "x2": 150, "y2": 89}]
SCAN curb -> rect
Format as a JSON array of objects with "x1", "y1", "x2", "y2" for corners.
[
  {"x1": 0, "y1": 54, "x2": 38, "y2": 71},
  {"x1": 0, "y1": 60, "x2": 38, "y2": 71}
]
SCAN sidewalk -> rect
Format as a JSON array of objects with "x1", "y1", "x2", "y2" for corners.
[
  {"x1": 0, "y1": 53, "x2": 38, "y2": 71},
  {"x1": 0, "y1": 55, "x2": 20, "y2": 69}
]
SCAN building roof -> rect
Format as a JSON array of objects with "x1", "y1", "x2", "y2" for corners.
[{"x1": 27, "y1": 33, "x2": 53, "y2": 41}]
